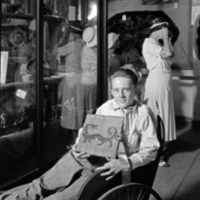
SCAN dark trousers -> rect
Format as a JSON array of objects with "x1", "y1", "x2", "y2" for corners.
[{"x1": 0, "y1": 150, "x2": 104, "y2": 200}]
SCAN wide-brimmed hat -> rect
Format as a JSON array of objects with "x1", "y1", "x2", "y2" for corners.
[
  {"x1": 108, "y1": 32, "x2": 119, "y2": 49},
  {"x1": 82, "y1": 26, "x2": 97, "y2": 48}
]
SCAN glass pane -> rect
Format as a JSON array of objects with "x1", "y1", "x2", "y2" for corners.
[
  {"x1": 49, "y1": 0, "x2": 98, "y2": 147},
  {"x1": 0, "y1": 12, "x2": 37, "y2": 187},
  {"x1": 0, "y1": 0, "x2": 100, "y2": 189}
]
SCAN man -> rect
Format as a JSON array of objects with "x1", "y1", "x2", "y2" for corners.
[{"x1": 0, "y1": 67, "x2": 159, "y2": 200}]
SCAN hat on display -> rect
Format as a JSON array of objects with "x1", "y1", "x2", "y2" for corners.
[
  {"x1": 82, "y1": 26, "x2": 97, "y2": 47},
  {"x1": 28, "y1": 20, "x2": 36, "y2": 31},
  {"x1": 108, "y1": 32, "x2": 119, "y2": 49},
  {"x1": 28, "y1": 20, "x2": 48, "y2": 31}
]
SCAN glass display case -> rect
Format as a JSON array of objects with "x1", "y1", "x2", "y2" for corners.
[{"x1": 0, "y1": 0, "x2": 107, "y2": 189}]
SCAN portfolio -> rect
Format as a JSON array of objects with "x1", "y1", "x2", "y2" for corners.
[{"x1": 77, "y1": 114, "x2": 124, "y2": 158}]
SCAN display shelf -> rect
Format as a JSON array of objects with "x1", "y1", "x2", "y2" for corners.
[
  {"x1": 0, "y1": 76, "x2": 62, "y2": 90},
  {"x1": 1, "y1": 13, "x2": 66, "y2": 23}
]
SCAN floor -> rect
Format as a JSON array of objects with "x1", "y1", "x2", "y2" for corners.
[{"x1": 153, "y1": 122, "x2": 200, "y2": 200}]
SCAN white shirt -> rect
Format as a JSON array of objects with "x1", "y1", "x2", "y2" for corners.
[{"x1": 76, "y1": 99, "x2": 160, "y2": 170}]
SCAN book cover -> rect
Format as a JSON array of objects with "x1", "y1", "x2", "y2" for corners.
[{"x1": 77, "y1": 114, "x2": 124, "y2": 158}]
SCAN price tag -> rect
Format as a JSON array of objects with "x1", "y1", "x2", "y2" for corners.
[
  {"x1": 174, "y1": 3, "x2": 178, "y2": 9},
  {"x1": 16, "y1": 89, "x2": 27, "y2": 99}
]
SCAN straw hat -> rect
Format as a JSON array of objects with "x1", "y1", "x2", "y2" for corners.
[
  {"x1": 82, "y1": 26, "x2": 97, "y2": 48},
  {"x1": 108, "y1": 32, "x2": 119, "y2": 49},
  {"x1": 28, "y1": 20, "x2": 48, "y2": 31},
  {"x1": 28, "y1": 20, "x2": 36, "y2": 31}
]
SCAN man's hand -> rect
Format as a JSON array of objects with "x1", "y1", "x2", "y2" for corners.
[
  {"x1": 72, "y1": 145, "x2": 91, "y2": 159},
  {"x1": 96, "y1": 158, "x2": 122, "y2": 181}
]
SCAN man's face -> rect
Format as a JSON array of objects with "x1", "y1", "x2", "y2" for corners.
[{"x1": 111, "y1": 77, "x2": 136, "y2": 109}]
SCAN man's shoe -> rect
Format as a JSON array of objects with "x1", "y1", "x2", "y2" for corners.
[{"x1": 159, "y1": 158, "x2": 170, "y2": 167}]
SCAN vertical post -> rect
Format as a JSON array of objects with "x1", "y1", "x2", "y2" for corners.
[
  {"x1": 97, "y1": 0, "x2": 108, "y2": 107},
  {"x1": 54, "y1": 0, "x2": 58, "y2": 15},
  {"x1": 36, "y1": 0, "x2": 44, "y2": 169}
]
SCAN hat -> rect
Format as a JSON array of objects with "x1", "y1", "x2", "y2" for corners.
[
  {"x1": 108, "y1": 32, "x2": 119, "y2": 49},
  {"x1": 28, "y1": 20, "x2": 48, "y2": 31},
  {"x1": 28, "y1": 20, "x2": 36, "y2": 31},
  {"x1": 82, "y1": 26, "x2": 97, "y2": 47}
]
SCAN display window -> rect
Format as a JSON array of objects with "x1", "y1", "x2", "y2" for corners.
[{"x1": 0, "y1": 0, "x2": 107, "y2": 189}]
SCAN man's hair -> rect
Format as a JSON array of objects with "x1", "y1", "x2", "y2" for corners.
[
  {"x1": 110, "y1": 68, "x2": 138, "y2": 86},
  {"x1": 121, "y1": 47, "x2": 143, "y2": 71}
]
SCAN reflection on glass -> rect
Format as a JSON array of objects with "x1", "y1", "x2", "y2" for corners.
[
  {"x1": 0, "y1": 0, "x2": 99, "y2": 189},
  {"x1": 0, "y1": 15, "x2": 37, "y2": 186},
  {"x1": 53, "y1": 24, "x2": 98, "y2": 145}
]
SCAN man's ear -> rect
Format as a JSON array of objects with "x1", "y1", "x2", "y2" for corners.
[{"x1": 111, "y1": 88, "x2": 114, "y2": 97}]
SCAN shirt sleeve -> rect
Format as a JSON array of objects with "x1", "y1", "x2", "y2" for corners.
[
  {"x1": 75, "y1": 127, "x2": 83, "y2": 145},
  {"x1": 129, "y1": 107, "x2": 160, "y2": 170}
]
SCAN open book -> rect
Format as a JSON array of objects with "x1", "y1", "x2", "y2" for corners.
[{"x1": 76, "y1": 114, "x2": 124, "y2": 158}]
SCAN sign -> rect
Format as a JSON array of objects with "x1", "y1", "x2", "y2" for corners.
[{"x1": 0, "y1": 51, "x2": 9, "y2": 84}]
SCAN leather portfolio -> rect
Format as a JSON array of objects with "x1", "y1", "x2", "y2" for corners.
[{"x1": 76, "y1": 114, "x2": 124, "y2": 158}]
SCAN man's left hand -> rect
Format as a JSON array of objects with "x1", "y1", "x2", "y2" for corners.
[{"x1": 96, "y1": 158, "x2": 122, "y2": 181}]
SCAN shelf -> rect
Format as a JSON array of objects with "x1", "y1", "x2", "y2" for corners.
[
  {"x1": 1, "y1": 13, "x2": 66, "y2": 23},
  {"x1": 0, "y1": 76, "x2": 62, "y2": 90}
]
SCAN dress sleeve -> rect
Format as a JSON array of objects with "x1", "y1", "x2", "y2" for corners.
[
  {"x1": 145, "y1": 40, "x2": 162, "y2": 57},
  {"x1": 58, "y1": 42, "x2": 73, "y2": 56},
  {"x1": 129, "y1": 107, "x2": 160, "y2": 170},
  {"x1": 142, "y1": 40, "x2": 163, "y2": 70}
]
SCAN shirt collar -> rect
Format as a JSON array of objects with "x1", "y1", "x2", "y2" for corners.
[{"x1": 109, "y1": 99, "x2": 138, "y2": 112}]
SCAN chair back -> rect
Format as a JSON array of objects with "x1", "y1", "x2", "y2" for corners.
[{"x1": 156, "y1": 115, "x2": 165, "y2": 157}]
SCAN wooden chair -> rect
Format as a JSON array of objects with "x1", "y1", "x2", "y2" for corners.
[{"x1": 76, "y1": 115, "x2": 165, "y2": 200}]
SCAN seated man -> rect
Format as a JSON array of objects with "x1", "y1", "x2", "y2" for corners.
[{"x1": 0, "y1": 67, "x2": 160, "y2": 200}]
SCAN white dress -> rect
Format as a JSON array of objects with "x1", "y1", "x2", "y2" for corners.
[{"x1": 142, "y1": 38, "x2": 176, "y2": 141}]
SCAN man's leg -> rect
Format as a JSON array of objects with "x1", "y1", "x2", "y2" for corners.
[
  {"x1": 43, "y1": 156, "x2": 107, "y2": 200},
  {"x1": 0, "y1": 151, "x2": 84, "y2": 200},
  {"x1": 44, "y1": 168, "x2": 93, "y2": 200}
]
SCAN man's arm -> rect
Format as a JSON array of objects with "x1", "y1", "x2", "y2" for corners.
[{"x1": 128, "y1": 107, "x2": 160, "y2": 170}]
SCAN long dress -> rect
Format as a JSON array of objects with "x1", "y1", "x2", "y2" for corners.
[
  {"x1": 60, "y1": 46, "x2": 97, "y2": 130},
  {"x1": 142, "y1": 38, "x2": 176, "y2": 141}
]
